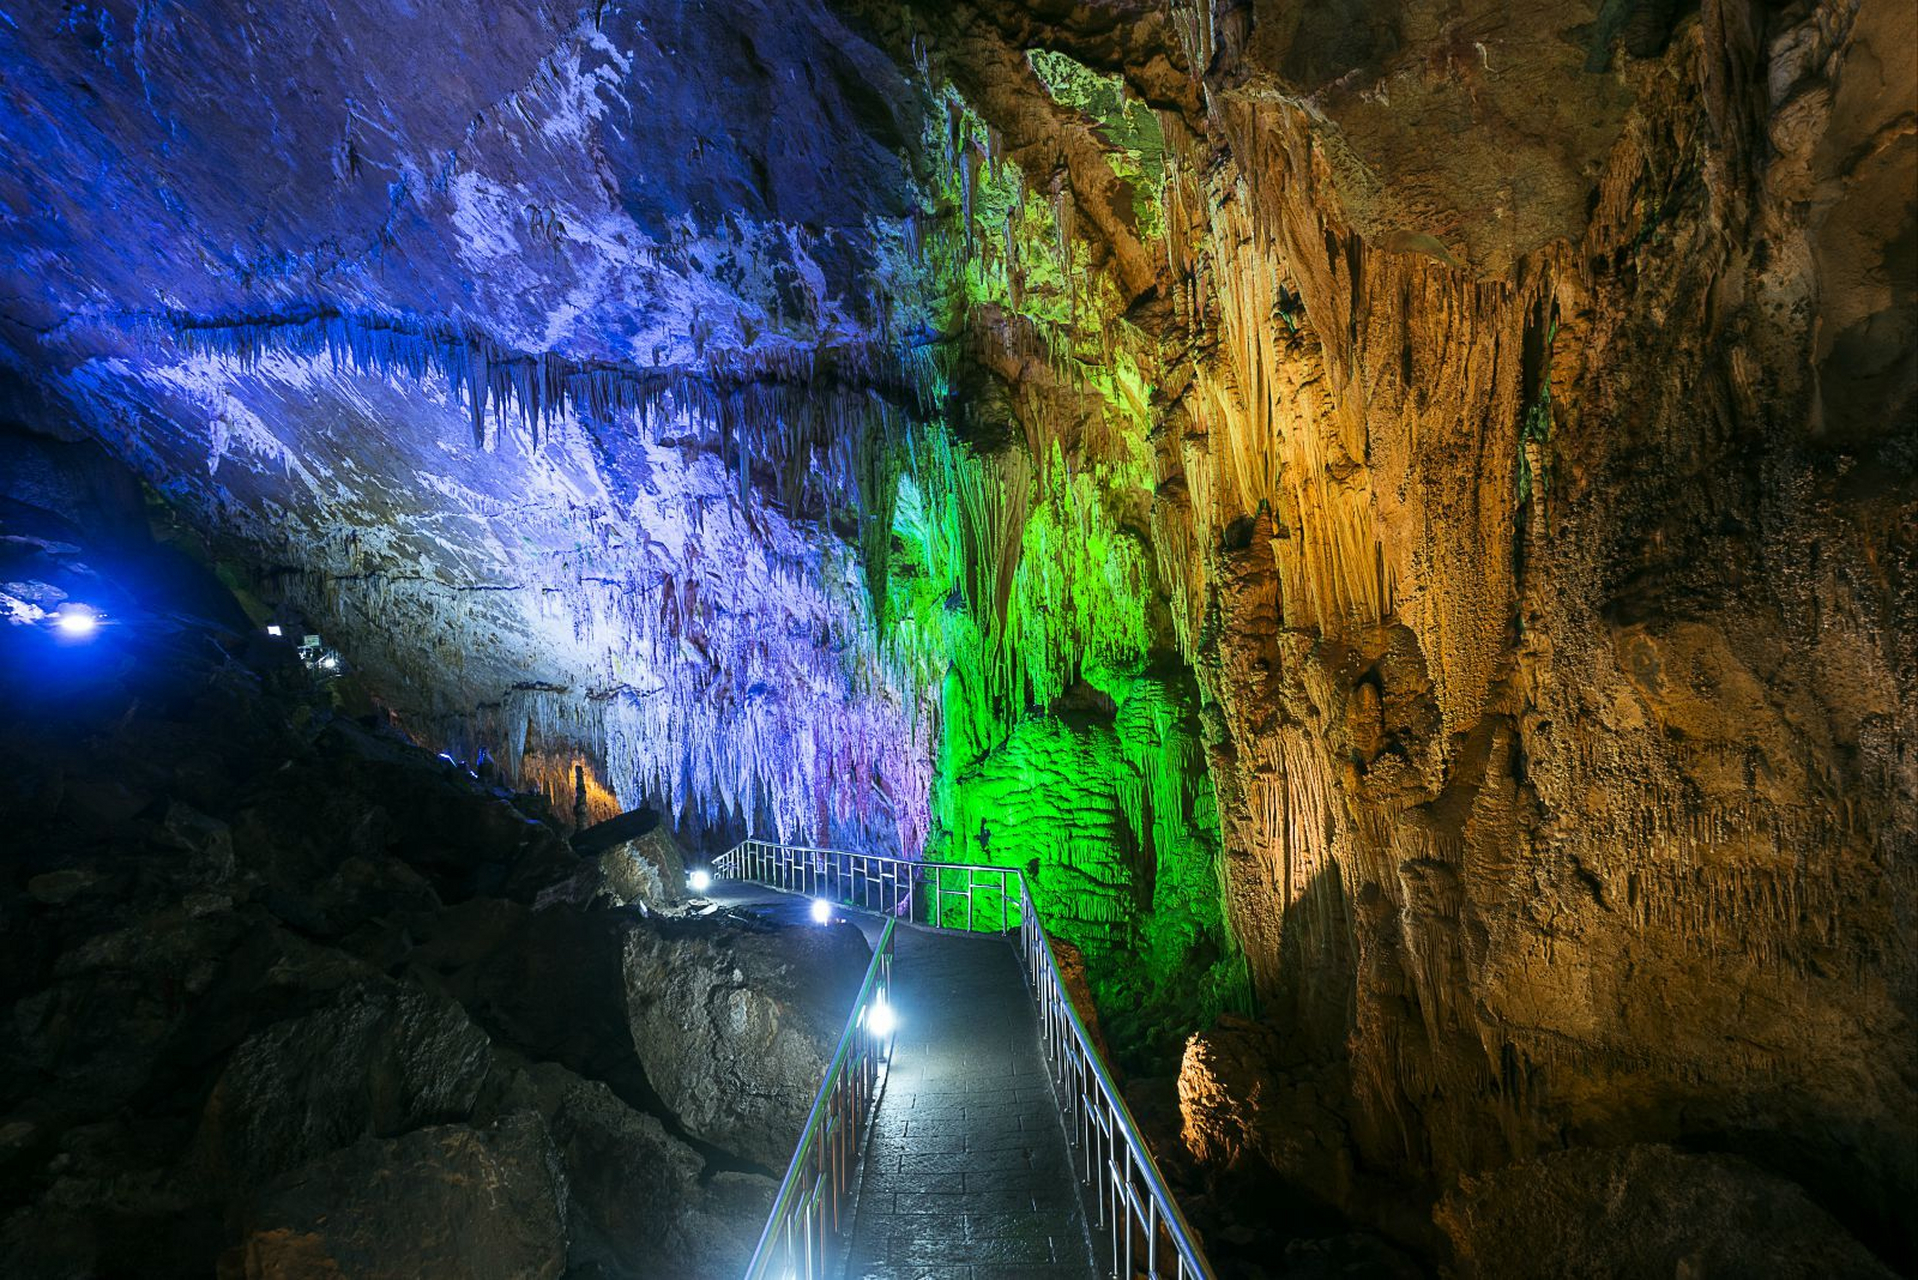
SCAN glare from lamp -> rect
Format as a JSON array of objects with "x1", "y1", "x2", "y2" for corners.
[
  {"x1": 53, "y1": 604, "x2": 100, "y2": 636},
  {"x1": 810, "y1": 898, "x2": 832, "y2": 925},
  {"x1": 688, "y1": 869, "x2": 712, "y2": 893},
  {"x1": 867, "y1": 995, "x2": 897, "y2": 1039},
  {"x1": 265, "y1": 624, "x2": 282, "y2": 637}
]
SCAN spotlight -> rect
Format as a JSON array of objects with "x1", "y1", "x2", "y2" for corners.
[
  {"x1": 688, "y1": 869, "x2": 712, "y2": 893},
  {"x1": 810, "y1": 898, "x2": 832, "y2": 925},
  {"x1": 867, "y1": 995, "x2": 897, "y2": 1039},
  {"x1": 265, "y1": 624, "x2": 283, "y2": 637},
  {"x1": 52, "y1": 604, "x2": 100, "y2": 637}
]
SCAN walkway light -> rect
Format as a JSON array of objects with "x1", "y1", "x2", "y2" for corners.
[
  {"x1": 810, "y1": 897, "x2": 832, "y2": 925},
  {"x1": 52, "y1": 604, "x2": 100, "y2": 636},
  {"x1": 867, "y1": 995, "x2": 897, "y2": 1039},
  {"x1": 688, "y1": 868, "x2": 712, "y2": 893}
]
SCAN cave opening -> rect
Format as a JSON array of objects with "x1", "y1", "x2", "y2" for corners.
[{"x1": 0, "y1": 0, "x2": 1912, "y2": 1277}]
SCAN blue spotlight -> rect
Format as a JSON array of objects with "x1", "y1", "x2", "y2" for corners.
[{"x1": 51, "y1": 603, "x2": 101, "y2": 637}]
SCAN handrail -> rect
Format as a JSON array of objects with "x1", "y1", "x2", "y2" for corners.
[
  {"x1": 716, "y1": 838, "x2": 1029, "y2": 934},
  {"x1": 717, "y1": 839, "x2": 1216, "y2": 1280},
  {"x1": 741, "y1": 912, "x2": 896, "y2": 1280},
  {"x1": 1015, "y1": 874, "x2": 1214, "y2": 1280}
]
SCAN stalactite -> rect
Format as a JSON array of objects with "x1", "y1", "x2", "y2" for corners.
[{"x1": 154, "y1": 308, "x2": 934, "y2": 505}]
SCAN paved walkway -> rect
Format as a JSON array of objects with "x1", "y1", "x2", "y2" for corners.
[
  {"x1": 842, "y1": 927, "x2": 1096, "y2": 1280},
  {"x1": 705, "y1": 877, "x2": 1097, "y2": 1279}
]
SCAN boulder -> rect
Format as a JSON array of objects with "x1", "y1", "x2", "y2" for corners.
[
  {"x1": 0, "y1": 1122, "x2": 222, "y2": 1279},
  {"x1": 157, "y1": 801, "x2": 236, "y2": 887},
  {"x1": 24, "y1": 867, "x2": 104, "y2": 907},
  {"x1": 1178, "y1": 1015, "x2": 1354, "y2": 1211},
  {"x1": 9, "y1": 910, "x2": 258, "y2": 1112},
  {"x1": 195, "y1": 981, "x2": 494, "y2": 1183},
  {"x1": 571, "y1": 807, "x2": 663, "y2": 857},
  {"x1": 535, "y1": 825, "x2": 691, "y2": 914},
  {"x1": 230, "y1": 1113, "x2": 567, "y2": 1280},
  {"x1": 621, "y1": 915, "x2": 871, "y2": 1167},
  {"x1": 1434, "y1": 1144, "x2": 1897, "y2": 1279},
  {"x1": 519, "y1": 1063, "x2": 773, "y2": 1277},
  {"x1": 421, "y1": 902, "x2": 654, "y2": 1103}
]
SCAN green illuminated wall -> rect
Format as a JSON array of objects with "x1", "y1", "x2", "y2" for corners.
[{"x1": 861, "y1": 64, "x2": 1246, "y2": 1066}]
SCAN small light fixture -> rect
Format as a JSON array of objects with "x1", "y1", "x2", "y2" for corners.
[
  {"x1": 868, "y1": 995, "x2": 897, "y2": 1039},
  {"x1": 52, "y1": 604, "x2": 100, "y2": 636},
  {"x1": 810, "y1": 898, "x2": 832, "y2": 925},
  {"x1": 688, "y1": 869, "x2": 712, "y2": 893},
  {"x1": 265, "y1": 624, "x2": 283, "y2": 637}
]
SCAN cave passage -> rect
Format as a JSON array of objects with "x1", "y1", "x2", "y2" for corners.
[{"x1": 0, "y1": 0, "x2": 1912, "y2": 1278}]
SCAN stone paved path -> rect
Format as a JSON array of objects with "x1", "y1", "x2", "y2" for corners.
[{"x1": 841, "y1": 926, "x2": 1097, "y2": 1280}]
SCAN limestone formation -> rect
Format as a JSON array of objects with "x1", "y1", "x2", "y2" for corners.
[
  {"x1": 0, "y1": 0, "x2": 1911, "y2": 1274},
  {"x1": 621, "y1": 914, "x2": 873, "y2": 1168},
  {"x1": 1434, "y1": 1144, "x2": 1899, "y2": 1280}
]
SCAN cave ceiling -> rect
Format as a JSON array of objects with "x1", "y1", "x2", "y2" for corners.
[{"x1": 0, "y1": 0, "x2": 941, "y2": 844}]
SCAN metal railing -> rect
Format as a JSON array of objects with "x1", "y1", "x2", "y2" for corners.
[
  {"x1": 741, "y1": 911, "x2": 896, "y2": 1280},
  {"x1": 717, "y1": 838, "x2": 1026, "y2": 933},
  {"x1": 1012, "y1": 873, "x2": 1213, "y2": 1280},
  {"x1": 718, "y1": 840, "x2": 1215, "y2": 1280}
]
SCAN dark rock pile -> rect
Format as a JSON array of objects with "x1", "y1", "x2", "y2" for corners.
[{"x1": 1434, "y1": 1145, "x2": 1897, "y2": 1280}]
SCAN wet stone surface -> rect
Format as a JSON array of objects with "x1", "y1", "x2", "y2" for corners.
[{"x1": 844, "y1": 928, "x2": 1096, "y2": 1280}]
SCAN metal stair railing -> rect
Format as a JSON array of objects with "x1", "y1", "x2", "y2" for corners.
[
  {"x1": 740, "y1": 910, "x2": 896, "y2": 1280},
  {"x1": 716, "y1": 839, "x2": 1216, "y2": 1280}
]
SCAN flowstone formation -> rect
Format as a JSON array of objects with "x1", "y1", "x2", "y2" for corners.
[
  {"x1": 863, "y1": 0, "x2": 1916, "y2": 1271},
  {"x1": 1, "y1": 0, "x2": 1914, "y2": 1274}
]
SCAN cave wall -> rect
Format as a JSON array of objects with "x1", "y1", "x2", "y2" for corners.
[
  {"x1": 872, "y1": 0, "x2": 1916, "y2": 1260},
  {"x1": 1188, "y1": 4, "x2": 1914, "y2": 1250},
  {"x1": 0, "y1": 0, "x2": 940, "y2": 850},
  {"x1": 0, "y1": 0, "x2": 1247, "y2": 1062}
]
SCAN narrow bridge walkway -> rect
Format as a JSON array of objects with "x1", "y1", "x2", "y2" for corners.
[
  {"x1": 843, "y1": 926, "x2": 1096, "y2": 1280},
  {"x1": 709, "y1": 881, "x2": 1096, "y2": 1279}
]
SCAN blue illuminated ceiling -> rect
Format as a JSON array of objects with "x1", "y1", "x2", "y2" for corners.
[{"x1": 0, "y1": 0, "x2": 938, "y2": 846}]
